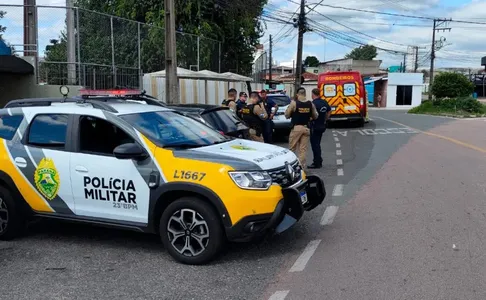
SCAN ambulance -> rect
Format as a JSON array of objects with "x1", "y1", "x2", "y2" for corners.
[{"x1": 318, "y1": 71, "x2": 367, "y2": 127}]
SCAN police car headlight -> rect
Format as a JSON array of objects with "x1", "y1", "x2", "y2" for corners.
[{"x1": 228, "y1": 171, "x2": 272, "y2": 190}]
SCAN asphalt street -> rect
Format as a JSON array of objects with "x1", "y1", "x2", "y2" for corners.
[{"x1": 1, "y1": 110, "x2": 485, "y2": 300}]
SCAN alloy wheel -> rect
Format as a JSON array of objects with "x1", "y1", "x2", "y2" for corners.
[
  {"x1": 0, "y1": 197, "x2": 8, "y2": 234},
  {"x1": 167, "y1": 208, "x2": 210, "y2": 257}
]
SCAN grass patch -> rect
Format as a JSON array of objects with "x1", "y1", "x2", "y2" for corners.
[{"x1": 408, "y1": 97, "x2": 486, "y2": 117}]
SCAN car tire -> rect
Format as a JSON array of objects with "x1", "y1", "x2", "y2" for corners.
[
  {"x1": 160, "y1": 197, "x2": 225, "y2": 265},
  {"x1": 357, "y1": 118, "x2": 365, "y2": 127},
  {"x1": 0, "y1": 186, "x2": 25, "y2": 241}
]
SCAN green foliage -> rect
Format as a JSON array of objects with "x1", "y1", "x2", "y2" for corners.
[
  {"x1": 409, "y1": 97, "x2": 486, "y2": 116},
  {"x1": 304, "y1": 56, "x2": 319, "y2": 67},
  {"x1": 41, "y1": 0, "x2": 267, "y2": 87},
  {"x1": 0, "y1": 10, "x2": 6, "y2": 40},
  {"x1": 430, "y1": 72, "x2": 475, "y2": 99},
  {"x1": 344, "y1": 45, "x2": 377, "y2": 60}
]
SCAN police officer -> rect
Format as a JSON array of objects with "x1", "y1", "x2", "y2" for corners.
[
  {"x1": 222, "y1": 88, "x2": 238, "y2": 112},
  {"x1": 308, "y1": 88, "x2": 332, "y2": 169},
  {"x1": 240, "y1": 91, "x2": 268, "y2": 142},
  {"x1": 235, "y1": 92, "x2": 248, "y2": 118},
  {"x1": 260, "y1": 89, "x2": 278, "y2": 144},
  {"x1": 284, "y1": 87, "x2": 318, "y2": 168}
]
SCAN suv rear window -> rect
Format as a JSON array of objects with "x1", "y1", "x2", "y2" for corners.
[
  {"x1": 267, "y1": 96, "x2": 291, "y2": 106},
  {"x1": 0, "y1": 114, "x2": 24, "y2": 141}
]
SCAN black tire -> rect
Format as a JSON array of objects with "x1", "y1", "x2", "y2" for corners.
[
  {"x1": 0, "y1": 186, "x2": 25, "y2": 241},
  {"x1": 160, "y1": 197, "x2": 225, "y2": 265},
  {"x1": 357, "y1": 118, "x2": 365, "y2": 127}
]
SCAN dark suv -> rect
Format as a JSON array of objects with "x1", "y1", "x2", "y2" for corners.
[{"x1": 167, "y1": 104, "x2": 250, "y2": 139}]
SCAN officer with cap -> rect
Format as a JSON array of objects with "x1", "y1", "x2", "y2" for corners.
[
  {"x1": 222, "y1": 88, "x2": 238, "y2": 112},
  {"x1": 235, "y1": 91, "x2": 248, "y2": 118},
  {"x1": 284, "y1": 87, "x2": 318, "y2": 168},
  {"x1": 240, "y1": 91, "x2": 268, "y2": 142}
]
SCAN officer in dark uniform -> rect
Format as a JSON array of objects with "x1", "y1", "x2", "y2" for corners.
[
  {"x1": 235, "y1": 92, "x2": 248, "y2": 118},
  {"x1": 284, "y1": 87, "x2": 318, "y2": 168},
  {"x1": 240, "y1": 91, "x2": 268, "y2": 142},
  {"x1": 308, "y1": 88, "x2": 332, "y2": 169},
  {"x1": 222, "y1": 88, "x2": 238, "y2": 112}
]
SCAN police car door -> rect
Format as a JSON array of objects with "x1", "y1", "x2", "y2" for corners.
[
  {"x1": 70, "y1": 113, "x2": 151, "y2": 224},
  {"x1": 12, "y1": 112, "x2": 75, "y2": 215}
]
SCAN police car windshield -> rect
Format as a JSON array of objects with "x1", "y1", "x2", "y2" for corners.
[
  {"x1": 120, "y1": 111, "x2": 228, "y2": 148},
  {"x1": 267, "y1": 95, "x2": 290, "y2": 106}
]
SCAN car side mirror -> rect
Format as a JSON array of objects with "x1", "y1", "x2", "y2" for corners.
[{"x1": 113, "y1": 143, "x2": 148, "y2": 161}]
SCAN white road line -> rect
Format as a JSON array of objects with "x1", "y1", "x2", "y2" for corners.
[
  {"x1": 336, "y1": 150, "x2": 342, "y2": 156},
  {"x1": 336, "y1": 159, "x2": 343, "y2": 165},
  {"x1": 321, "y1": 205, "x2": 339, "y2": 225},
  {"x1": 333, "y1": 133, "x2": 337, "y2": 137},
  {"x1": 332, "y1": 184, "x2": 344, "y2": 196},
  {"x1": 268, "y1": 291, "x2": 290, "y2": 300},
  {"x1": 337, "y1": 168, "x2": 344, "y2": 176},
  {"x1": 289, "y1": 240, "x2": 322, "y2": 272},
  {"x1": 336, "y1": 143, "x2": 341, "y2": 148},
  {"x1": 334, "y1": 137, "x2": 339, "y2": 142}
]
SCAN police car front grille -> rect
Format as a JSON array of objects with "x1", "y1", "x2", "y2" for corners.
[{"x1": 268, "y1": 161, "x2": 303, "y2": 187}]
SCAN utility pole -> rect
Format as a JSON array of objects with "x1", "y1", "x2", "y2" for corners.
[
  {"x1": 66, "y1": 0, "x2": 76, "y2": 85},
  {"x1": 414, "y1": 46, "x2": 419, "y2": 72},
  {"x1": 269, "y1": 34, "x2": 273, "y2": 82},
  {"x1": 165, "y1": 0, "x2": 179, "y2": 104},
  {"x1": 294, "y1": 0, "x2": 306, "y2": 92},
  {"x1": 429, "y1": 18, "x2": 451, "y2": 101},
  {"x1": 402, "y1": 54, "x2": 406, "y2": 73}
]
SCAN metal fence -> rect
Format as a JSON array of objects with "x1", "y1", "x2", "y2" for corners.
[
  {"x1": 0, "y1": 4, "x2": 222, "y2": 89},
  {"x1": 252, "y1": 51, "x2": 267, "y2": 83}
]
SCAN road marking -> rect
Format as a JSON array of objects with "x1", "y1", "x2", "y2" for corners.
[
  {"x1": 336, "y1": 159, "x2": 343, "y2": 165},
  {"x1": 334, "y1": 137, "x2": 339, "y2": 142},
  {"x1": 336, "y1": 150, "x2": 342, "y2": 156},
  {"x1": 321, "y1": 205, "x2": 339, "y2": 225},
  {"x1": 336, "y1": 143, "x2": 341, "y2": 148},
  {"x1": 374, "y1": 116, "x2": 486, "y2": 154},
  {"x1": 289, "y1": 240, "x2": 322, "y2": 272},
  {"x1": 337, "y1": 168, "x2": 344, "y2": 176},
  {"x1": 268, "y1": 291, "x2": 289, "y2": 300},
  {"x1": 332, "y1": 184, "x2": 344, "y2": 196},
  {"x1": 333, "y1": 133, "x2": 337, "y2": 137}
]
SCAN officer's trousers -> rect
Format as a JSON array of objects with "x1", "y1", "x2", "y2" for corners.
[
  {"x1": 249, "y1": 129, "x2": 264, "y2": 142},
  {"x1": 288, "y1": 125, "x2": 310, "y2": 167}
]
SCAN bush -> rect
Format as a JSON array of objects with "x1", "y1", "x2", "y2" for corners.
[
  {"x1": 431, "y1": 72, "x2": 475, "y2": 99},
  {"x1": 409, "y1": 97, "x2": 486, "y2": 115}
]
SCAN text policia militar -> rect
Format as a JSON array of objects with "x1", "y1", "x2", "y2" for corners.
[{"x1": 84, "y1": 177, "x2": 138, "y2": 210}]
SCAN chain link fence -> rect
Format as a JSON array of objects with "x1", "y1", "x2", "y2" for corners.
[
  {"x1": 252, "y1": 51, "x2": 267, "y2": 83},
  {"x1": 0, "y1": 4, "x2": 222, "y2": 89}
]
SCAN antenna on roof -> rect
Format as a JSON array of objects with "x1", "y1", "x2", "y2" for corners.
[{"x1": 59, "y1": 85, "x2": 70, "y2": 102}]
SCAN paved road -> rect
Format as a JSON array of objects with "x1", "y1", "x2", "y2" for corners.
[{"x1": 2, "y1": 110, "x2": 485, "y2": 300}]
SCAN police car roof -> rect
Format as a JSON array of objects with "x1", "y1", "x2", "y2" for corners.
[{"x1": 3, "y1": 97, "x2": 172, "y2": 115}]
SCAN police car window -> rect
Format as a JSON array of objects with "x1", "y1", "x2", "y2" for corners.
[
  {"x1": 78, "y1": 116, "x2": 134, "y2": 156},
  {"x1": 0, "y1": 114, "x2": 24, "y2": 141},
  {"x1": 343, "y1": 83, "x2": 357, "y2": 96},
  {"x1": 323, "y1": 84, "x2": 336, "y2": 97},
  {"x1": 28, "y1": 114, "x2": 68, "y2": 149},
  {"x1": 120, "y1": 111, "x2": 226, "y2": 147}
]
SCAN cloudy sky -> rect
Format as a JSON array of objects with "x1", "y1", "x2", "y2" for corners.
[
  {"x1": 261, "y1": 0, "x2": 486, "y2": 69},
  {"x1": 1, "y1": 0, "x2": 485, "y2": 70}
]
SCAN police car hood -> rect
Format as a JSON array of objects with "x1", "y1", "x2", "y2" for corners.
[{"x1": 189, "y1": 139, "x2": 298, "y2": 171}]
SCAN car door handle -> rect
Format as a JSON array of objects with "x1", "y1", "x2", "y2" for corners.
[
  {"x1": 14, "y1": 157, "x2": 27, "y2": 168},
  {"x1": 75, "y1": 166, "x2": 88, "y2": 173}
]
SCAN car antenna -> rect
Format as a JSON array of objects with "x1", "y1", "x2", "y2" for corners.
[{"x1": 59, "y1": 85, "x2": 70, "y2": 102}]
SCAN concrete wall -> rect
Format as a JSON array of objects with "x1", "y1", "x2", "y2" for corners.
[
  {"x1": 0, "y1": 74, "x2": 82, "y2": 107},
  {"x1": 386, "y1": 73, "x2": 423, "y2": 109}
]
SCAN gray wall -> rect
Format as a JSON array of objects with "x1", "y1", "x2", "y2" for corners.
[{"x1": 0, "y1": 74, "x2": 82, "y2": 107}]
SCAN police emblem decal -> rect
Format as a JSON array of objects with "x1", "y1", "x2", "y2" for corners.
[{"x1": 34, "y1": 158, "x2": 61, "y2": 200}]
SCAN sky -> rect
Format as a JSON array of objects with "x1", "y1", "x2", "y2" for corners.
[
  {"x1": 260, "y1": 0, "x2": 486, "y2": 70},
  {"x1": 1, "y1": 0, "x2": 485, "y2": 70}
]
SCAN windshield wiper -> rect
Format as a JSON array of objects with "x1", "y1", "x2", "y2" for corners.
[
  {"x1": 210, "y1": 140, "x2": 229, "y2": 145},
  {"x1": 162, "y1": 143, "x2": 206, "y2": 149}
]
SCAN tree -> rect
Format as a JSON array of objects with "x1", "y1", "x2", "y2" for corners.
[
  {"x1": 345, "y1": 45, "x2": 377, "y2": 60},
  {"x1": 431, "y1": 72, "x2": 474, "y2": 99},
  {"x1": 0, "y1": 10, "x2": 6, "y2": 40},
  {"x1": 303, "y1": 56, "x2": 319, "y2": 67}
]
